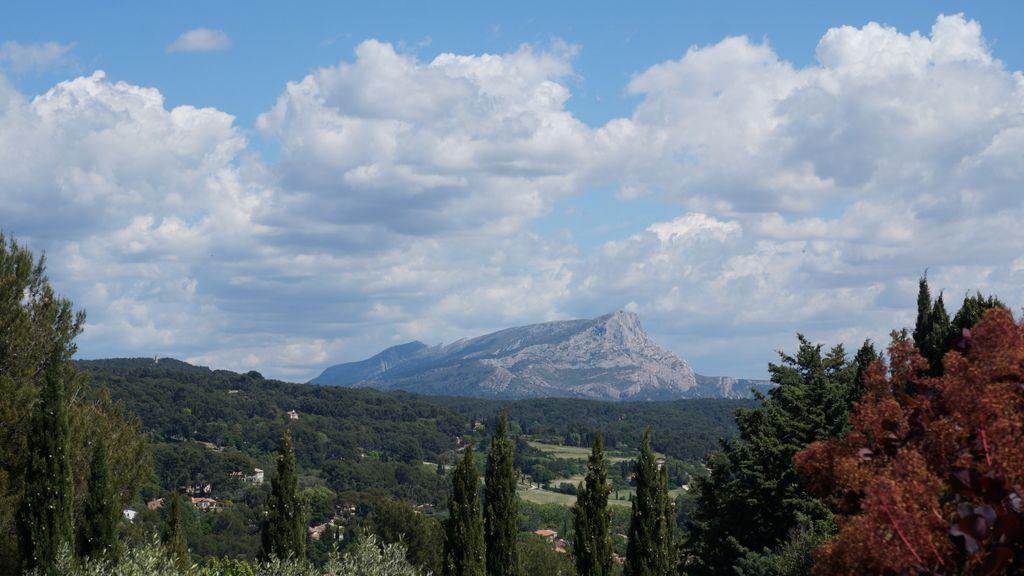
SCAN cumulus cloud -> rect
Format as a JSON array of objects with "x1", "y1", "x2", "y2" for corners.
[
  {"x1": 256, "y1": 39, "x2": 591, "y2": 242},
  {"x1": 0, "y1": 40, "x2": 74, "y2": 72},
  {"x1": 4, "y1": 15, "x2": 1024, "y2": 382},
  {"x1": 573, "y1": 13, "x2": 1024, "y2": 375},
  {"x1": 166, "y1": 28, "x2": 231, "y2": 53}
]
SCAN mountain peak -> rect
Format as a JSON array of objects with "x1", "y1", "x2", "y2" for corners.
[{"x1": 311, "y1": 312, "x2": 764, "y2": 400}]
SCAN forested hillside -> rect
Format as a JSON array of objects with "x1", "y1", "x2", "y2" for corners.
[{"x1": 75, "y1": 357, "x2": 748, "y2": 566}]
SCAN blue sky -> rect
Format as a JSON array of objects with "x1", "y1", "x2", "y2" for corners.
[{"x1": 2, "y1": 2, "x2": 1024, "y2": 381}]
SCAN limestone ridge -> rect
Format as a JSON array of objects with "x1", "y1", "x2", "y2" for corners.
[{"x1": 310, "y1": 311, "x2": 770, "y2": 400}]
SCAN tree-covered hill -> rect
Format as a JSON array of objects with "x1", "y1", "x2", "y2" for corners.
[{"x1": 79, "y1": 357, "x2": 750, "y2": 469}]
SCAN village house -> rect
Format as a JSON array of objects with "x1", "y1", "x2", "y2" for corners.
[{"x1": 190, "y1": 497, "x2": 222, "y2": 512}]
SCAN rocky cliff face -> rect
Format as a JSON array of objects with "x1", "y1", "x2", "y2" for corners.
[{"x1": 310, "y1": 311, "x2": 767, "y2": 400}]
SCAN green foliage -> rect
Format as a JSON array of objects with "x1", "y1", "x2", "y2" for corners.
[
  {"x1": 733, "y1": 515, "x2": 836, "y2": 576},
  {"x1": 320, "y1": 535, "x2": 426, "y2": 576},
  {"x1": 200, "y1": 556, "x2": 255, "y2": 576},
  {"x1": 912, "y1": 274, "x2": 1005, "y2": 375},
  {"x1": 262, "y1": 429, "x2": 306, "y2": 561},
  {"x1": 164, "y1": 493, "x2": 190, "y2": 571},
  {"x1": 1, "y1": 234, "x2": 151, "y2": 574},
  {"x1": 683, "y1": 335, "x2": 863, "y2": 576},
  {"x1": 437, "y1": 396, "x2": 750, "y2": 462},
  {"x1": 624, "y1": 430, "x2": 673, "y2": 576},
  {"x1": 518, "y1": 533, "x2": 576, "y2": 576},
  {"x1": 366, "y1": 498, "x2": 443, "y2": 574},
  {"x1": 572, "y1": 432, "x2": 613, "y2": 576},
  {"x1": 443, "y1": 445, "x2": 485, "y2": 576},
  {"x1": 484, "y1": 411, "x2": 519, "y2": 576},
  {"x1": 79, "y1": 437, "x2": 119, "y2": 562},
  {"x1": 17, "y1": 351, "x2": 75, "y2": 574},
  {"x1": 32, "y1": 534, "x2": 426, "y2": 576}
]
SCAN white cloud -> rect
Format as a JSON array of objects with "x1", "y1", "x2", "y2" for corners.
[
  {"x1": 166, "y1": 28, "x2": 231, "y2": 53},
  {"x1": 0, "y1": 41, "x2": 74, "y2": 72},
  {"x1": 3, "y1": 15, "x2": 1024, "y2": 383},
  {"x1": 256, "y1": 39, "x2": 591, "y2": 241}
]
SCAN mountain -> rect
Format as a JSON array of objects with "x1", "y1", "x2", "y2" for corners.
[{"x1": 311, "y1": 311, "x2": 771, "y2": 400}]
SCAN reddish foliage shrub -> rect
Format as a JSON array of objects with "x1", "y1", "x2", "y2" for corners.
[{"x1": 795, "y1": 309, "x2": 1024, "y2": 575}]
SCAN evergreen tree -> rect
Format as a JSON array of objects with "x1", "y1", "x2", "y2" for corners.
[
  {"x1": 484, "y1": 411, "x2": 518, "y2": 576},
  {"x1": 912, "y1": 273, "x2": 933, "y2": 354},
  {"x1": 625, "y1": 430, "x2": 672, "y2": 576},
  {"x1": 16, "y1": 350, "x2": 74, "y2": 574},
  {"x1": 848, "y1": 339, "x2": 879, "y2": 404},
  {"x1": 1, "y1": 234, "x2": 150, "y2": 574},
  {"x1": 443, "y1": 444, "x2": 485, "y2": 576},
  {"x1": 572, "y1": 431, "x2": 613, "y2": 576},
  {"x1": 912, "y1": 274, "x2": 1005, "y2": 375},
  {"x1": 164, "y1": 492, "x2": 189, "y2": 571},
  {"x1": 683, "y1": 337, "x2": 857, "y2": 576},
  {"x1": 262, "y1": 428, "x2": 306, "y2": 560},
  {"x1": 951, "y1": 292, "x2": 1005, "y2": 343},
  {"x1": 78, "y1": 437, "x2": 118, "y2": 562}
]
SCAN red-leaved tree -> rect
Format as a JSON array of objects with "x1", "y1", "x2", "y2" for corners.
[{"x1": 795, "y1": 308, "x2": 1024, "y2": 575}]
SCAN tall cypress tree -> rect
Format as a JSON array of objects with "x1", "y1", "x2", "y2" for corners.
[
  {"x1": 262, "y1": 428, "x2": 305, "y2": 560},
  {"x1": 625, "y1": 430, "x2": 672, "y2": 576},
  {"x1": 443, "y1": 444, "x2": 485, "y2": 576},
  {"x1": 572, "y1": 431, "x2": 613, "y2": 576},
  {"x1": 912, "y1": 273, "x2": 933, "y2": 351},
  {"x1": 164, "y1": 492, "x2": 189, "y2": 571},
  {"x1": 16, "y1": 351, "x2": 74, "y2": 574},
  {"x1": 484, "y1": 411, "x2": 518, "y2": 576},
  {"x1": 79, "y1": 438, "x2": 118, "y2": 562}
]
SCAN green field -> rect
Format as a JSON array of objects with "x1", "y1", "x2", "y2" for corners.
[
  {"x1": 519, "y1": 440, "x2": 686, "y2": 509},
  {"x1": 526, "y1": 440, "x2": 659, "y2": 463},
  {"x1": 517, "y1": 485, "x2": 634, "y2": 508}
]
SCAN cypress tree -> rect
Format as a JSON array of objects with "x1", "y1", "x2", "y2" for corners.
[
  {"x1": 572, "y1": 431, "x2": 613, "y2": 576},
  {"x1": 625, "y1": 430, "x2": 672, "y2": 576},
  {"x1": 848, "y1": 339, "x2": 879, "y2": 404},
  {"x1": 164, "y1": 492, "x2": 189, "y2": 571},
  {"x1": 443, "y1": 444, "x2": 485, "y2": 576},
  {"x1": 484, "y1": 411, "x2": 518, "y2": 576},
  {"x1": 262, "y1": 428, "x2": 306, "y2": 560},
  {"x1": 79, "y1": 437, "x2": 118, "y2": 562},
  {"x1": 912, "y1": 273, "x2": 933, "y2": 350},
  {"x1": 16, "y1": 351, "x2": 74, "y2": 574}
]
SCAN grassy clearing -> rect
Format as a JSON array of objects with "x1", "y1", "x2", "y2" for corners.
[{"x1": 527, "y1": 440, "x2": 663, "y2": 463}]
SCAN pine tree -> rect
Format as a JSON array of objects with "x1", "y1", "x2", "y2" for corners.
[
  {"x1": 625, "y1": 430, "x2": 672, "y2": 576},
  {"x1": 262, "y1": 428, "x2": 306, "y2": 560},
  {"x1": 16, "y1": 350, "x2": 74, "y2": 574},
  {"x1": 683, "y1": 337, "x2": 857, "y2": 575},
  {"x1": 484, "y1": 411, "x2": 518, "y2": 576},
  {"x1": 572, "y1": 431, "x2": 613, "y2": 576},
  {"x1": 164, "y1": 492, "x2": 189, "y2": 571},
  {"x1": 79, "y1": 437, "x2": 118, "y2": 562},
  {"x1": 443, "y1": 444, "x2": 485, "y2": 576}
]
